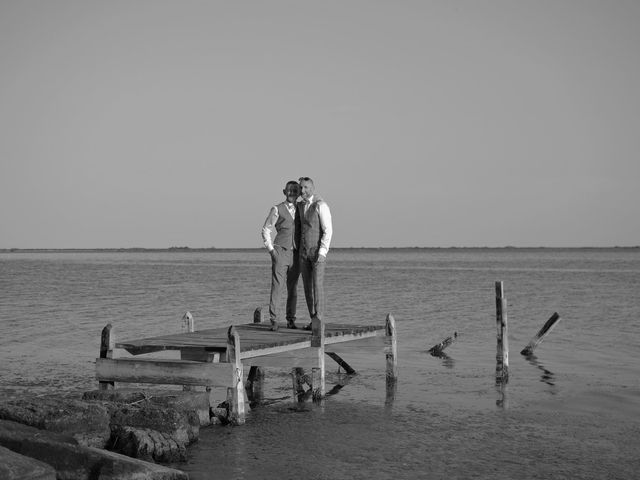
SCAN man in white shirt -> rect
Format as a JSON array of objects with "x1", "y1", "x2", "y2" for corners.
[
  {"x1": 261, "y1": 180, "x2": 301, "y2": 331},
  {"x1": 296, "y1": 177, "x2": 333, "y2": 329}
]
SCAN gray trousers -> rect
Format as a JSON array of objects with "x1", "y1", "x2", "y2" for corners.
[
  {"x1": 300, "y1": 255, "x2": 326, "y2": 321},
  {"x1": 269, "y1": 246, "x2": 300, "y2": 323}
]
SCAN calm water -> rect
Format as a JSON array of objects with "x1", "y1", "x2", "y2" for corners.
[{"x1": 1, "y1": 248, "x2": 639, "y2": 479}]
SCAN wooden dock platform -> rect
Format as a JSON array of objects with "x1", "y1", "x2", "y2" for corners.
[{"x1": 95, "y1": 311, "x2": 398, "y2": 424}]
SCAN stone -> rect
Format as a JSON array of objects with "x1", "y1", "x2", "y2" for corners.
[
  {"x1": 108, "y1": 401, "x2": 199, "y2": 462},
  {"x1": 0, "y1": 396, "x2": 111, "y2": 448},
  {"x1": 0, "y1": 419, "x2": 188, "y2": 479},
  {"x1": 0, "y1": 445, "x2": 56, "y2": 480},
  {"x1": 109, "y1": 426, "x2": 187, "y2": 463}
]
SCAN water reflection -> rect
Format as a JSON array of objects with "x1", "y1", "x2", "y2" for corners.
[
  {"x1": 495, "y1": 379, "x2": 509, "y2": 409},
  {"x1": 385, "y1": 376, "x2": 397, "y2": 410},
  {"x1": 430, "y1": 350, "x2": 456, "y2": 368},
  {"x1": 525, "y1": 354, "x2": 557, "y2": 390}
]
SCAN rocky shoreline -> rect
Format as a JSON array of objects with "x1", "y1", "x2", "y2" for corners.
[{"x1": 0, "y1": 388, "x2": 225, "y2": 480}]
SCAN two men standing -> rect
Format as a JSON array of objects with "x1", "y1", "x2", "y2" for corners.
[{"x1": 261, "y1": 177, "x2": 332, "y2": 331}]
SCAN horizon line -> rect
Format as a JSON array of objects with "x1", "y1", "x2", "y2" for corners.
[{"x1": 1, "y1": 245, "x2": 639, "y2": 252}]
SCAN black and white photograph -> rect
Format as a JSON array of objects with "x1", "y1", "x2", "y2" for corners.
[{"x1": 1, "y1": 1, "x2": 639, "y2": 479}]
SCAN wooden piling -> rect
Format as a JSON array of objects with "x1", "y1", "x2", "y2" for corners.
[
  {"x1": 520, "y1": 312, "x2": 561, "y2": 356},
  {"x1": 311, "y1": 317, "x2": 325, "y2": 402},
  {"x1": 181, "y1": 311, "x2": 194, "y2": 333},
  {"x1": 99, "y1": 324, "x2": 114, "y2": 390},
  {"x1": 495, "y1": 281, "x2": 509, "y2": 382},
  {"x1": 385, "y1": 314, "x2": 398, "y2": 381},
  {"x1": 226, "y1": 326, "x2": 245, "y2": 424},
  {"x1": 291, "y1": 367, "x2": 306, "y2": 402}
]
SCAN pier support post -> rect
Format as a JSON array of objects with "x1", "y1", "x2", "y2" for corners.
[
  {"x1": 520, "y1": 312, "x2": 561, "y2": 356},
  {"x1": 181, "y1": 312, "x2": 195, "y2": 392},
  {"x1": 99, "y1": 324, "x2": 115, "y2": 390},
  {"x1": 291, "y1": 367, "x2": 306, "y2": 402},
  {"x1": 495, "y1": 281, "x2": 509, "y2": 382},
  {"x1": 247, "y1": 308, "x2": 265, "y2": 405},
  {"x1": 226, "y1": 326, "x2": 246, "y2": 425},
  {"x1": 311, "y1": 317, "x2": 325, "y2": 402}
]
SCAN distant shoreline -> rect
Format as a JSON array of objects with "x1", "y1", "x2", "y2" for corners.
[{"x1": 1, "y1": 246, "x2": 638, "y2": 253}]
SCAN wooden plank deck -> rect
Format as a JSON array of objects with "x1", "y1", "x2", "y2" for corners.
[{"x1": 117, "y1": 322, "x2": 386, "y2": 358}]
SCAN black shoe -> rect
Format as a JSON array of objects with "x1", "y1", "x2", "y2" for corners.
[
  {"x1": 303, "y1": 323, "x2": 312, "y2": 331},
  {"x1": 270, "y1": 321, "x2": 279, "y2": 332},
  {"x1": 286, "y1": 320, "x2": 297, "y2": 329}
]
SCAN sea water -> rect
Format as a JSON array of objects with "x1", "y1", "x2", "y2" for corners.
[{"x1": 1, "y1": 248, "x2": 639, "y2": 479}]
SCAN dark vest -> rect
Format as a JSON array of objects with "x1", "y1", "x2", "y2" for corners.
[
  {"x1": 298, "y1": 201, "x2": 322, "y2": 258},
  {"x1": 273, "y1": 203, "x2": 296, "y2": 249}
]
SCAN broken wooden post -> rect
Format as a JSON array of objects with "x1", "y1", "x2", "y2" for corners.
[
  {"x1": 99, "y1": 324, "x2": 114, "y2": 390},
  {"x1": 311, "y1": 317, "x2": 325, "y2": 402},
  {"x1": 520, "y1": 312, "x2": 561, "y2": 356},
  {"x1": 326, "y1": 352, "x2": 356, "y2": 375},
  {"x1": 428, "y1": 332, "x2": 458, "y2": 357},
  {"x1": 495, "y1": 281, "x2": 509, "y2": 382},
  {"x1": 247, "y1": 308, "x2": 265, "y2": 403},
  {"x1": 226, "y1": 326, "x2": 245, "y2": 424}
]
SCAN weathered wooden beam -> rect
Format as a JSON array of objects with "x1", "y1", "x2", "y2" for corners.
[
  {"x1": 99, "y1": 324, "x2": 115, "y2": 390},
  {"x1": 495, "y1": 281, "x2": 509, "y2": 382},
  {"x1": 326, "y1": 352, "x2": 356, "y2": 374},
  {"x1": 520, "y1": 312, "x2": 561, "y2": 356},
  {"x1": 226, "y1": 326, "x2": 246, "y2": 424},
  {"x1": 311, "y1": 317, "x2": 325, "y2": 402},
  {"x1": 428, "y1": 332, "x2": 458, "y2": 357},
  {"x1": 95, "y1": 357, "x2": 233, "y2": 386}
]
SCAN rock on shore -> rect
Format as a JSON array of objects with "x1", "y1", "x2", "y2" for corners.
[{"x1": 0, "y1": 388, "x2": 214, "y2": 479}]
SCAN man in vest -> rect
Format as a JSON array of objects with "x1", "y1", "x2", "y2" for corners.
[
  {"x1": 296, "y1": 177, "x2": 333, "y2": 329},
  {"x1": 262, "y1": 180, "x2": 301, "y2": 331}
]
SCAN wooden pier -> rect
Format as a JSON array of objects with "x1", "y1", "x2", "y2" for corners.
[{"x1": 95, "y1": 312, "x2": 398, "y2": 424}]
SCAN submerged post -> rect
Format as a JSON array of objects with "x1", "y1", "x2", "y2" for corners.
[
  {"x1": 520, "y1": 312, "x2": 561, "y2": 356},
  {"x1": 311, "y1": 317, "x2": 325, "y2": 402},
  {"x1": 226, "y1": 326, "x2": 246, "y2": 424},
  {"x1": 99, "y1": 324, "x2": 114, "y2": 390},
  {"x1": 495, "y1": 281, "x2": 509, "y2": 382}
]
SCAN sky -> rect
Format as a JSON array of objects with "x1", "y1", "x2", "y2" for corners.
[{"x1": 1, "y1": 1, "x2": 639, "y2": 249}]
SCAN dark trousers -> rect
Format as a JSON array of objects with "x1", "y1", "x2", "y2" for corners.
[
  {"x1": 300, "y1": 255, "x2": 326, "y2": 321},
  {"x1": 269, "y1": 246, "x2": 300, "y2": 323}
]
